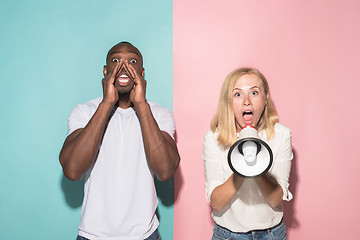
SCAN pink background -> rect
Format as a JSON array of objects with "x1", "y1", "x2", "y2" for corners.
[{"x1": 173, "y1": 0, "x2": 360, "y2": 239}]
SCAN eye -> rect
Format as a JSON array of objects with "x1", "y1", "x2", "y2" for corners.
[
  {"x1": 112, "y1": 58, "x2": 120, "y2": 63},
  {"x1": 252, "y1": 91, "x2": 258, "y2": 96},
  {"x1": 234, "y1": 92, "x2": 241, "y2": 97},
  {"x1": 130, "y1": 59, "x2": 137, "y2": 64}
]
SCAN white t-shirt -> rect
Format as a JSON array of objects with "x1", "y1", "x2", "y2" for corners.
[
  {"x1": 203, "y1": 123, "x2": 293, "y2": 232},
  {"x1": 67, "y1": 97, "x2": 175, "y2": 240}
]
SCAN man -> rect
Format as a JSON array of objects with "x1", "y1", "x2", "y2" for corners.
[{"x1": 59, "y1": 42, "x2": 180, "y2": 240}]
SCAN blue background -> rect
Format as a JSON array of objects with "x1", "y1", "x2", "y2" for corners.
[{"x1": 0, "y1": 0, "x2": 174, "y2": 239}]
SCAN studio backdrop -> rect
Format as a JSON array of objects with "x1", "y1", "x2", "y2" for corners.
[{"x1": 1, "y1": 1, "x2": 360, "y2": 240}]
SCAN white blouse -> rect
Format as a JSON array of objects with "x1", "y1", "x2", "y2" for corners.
[{"x1": 203, "y1": 123, "x2": 293, "y2": 232}]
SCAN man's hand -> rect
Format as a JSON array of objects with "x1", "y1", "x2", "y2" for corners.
[
  {"x1": 126, "y1": 60, "x2": 147, "y2": 106},
  {"x1": 102, "y1": 61, "x2": 121, "y2": 105}
]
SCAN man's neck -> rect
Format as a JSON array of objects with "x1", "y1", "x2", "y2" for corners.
[{"x1": 116, "y1": 95, "x2": 133, "y2": 109}]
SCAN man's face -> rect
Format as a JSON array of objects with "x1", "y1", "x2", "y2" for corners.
[{"x1": 103, "y1": 43, "x2": 144, "y2": 94}]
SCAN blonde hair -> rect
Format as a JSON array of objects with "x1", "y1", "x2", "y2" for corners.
[{"x1": 210, "y1": 67, "x2": 279, "y2": 147}]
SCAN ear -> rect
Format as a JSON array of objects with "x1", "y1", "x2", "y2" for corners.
[
  {"x1": 141, "y1": 68, "x2": 145, "y2": 77},
  {"x1": 103, "y1": 65, "x2": 107, "y2": 77}
]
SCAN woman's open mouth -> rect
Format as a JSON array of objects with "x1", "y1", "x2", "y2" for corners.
[{"x1": 242, "y1": 110, "x2": 254, "y2": 126}]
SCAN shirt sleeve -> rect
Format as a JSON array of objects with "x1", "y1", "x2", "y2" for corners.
[
  {"x1": 271, "y1": 127, "x2": 293, "y2": 201},
  {"x1": 154, "y1": 106, "x2": 176, "y2": 139},
  {"x1": 67, "y1": 104, "x2": 90, "y2": 136},
  {"x1": 202, "y1": 130, "x2": 226, "y2": 202}
]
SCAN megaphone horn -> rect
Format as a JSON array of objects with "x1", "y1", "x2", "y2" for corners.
[{"x1": 228, "y1": 125, "x2": 273, "y2": 178}]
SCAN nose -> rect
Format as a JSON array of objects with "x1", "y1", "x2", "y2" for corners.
[
  {"x1": 243, "y1": 94, "x2": 251, "y2": 106},
  {"x1": 118, "y1": 58, "x2": 128, "y2": 72}
]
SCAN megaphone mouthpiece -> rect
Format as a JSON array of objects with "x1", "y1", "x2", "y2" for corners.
[{"x1": 240, "y1": 141, "x2": 259, "y2": 166}]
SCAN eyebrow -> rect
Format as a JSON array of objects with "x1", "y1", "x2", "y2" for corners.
[{"x1": 233, "y1": 86, "x2": 261, "y2": 91}]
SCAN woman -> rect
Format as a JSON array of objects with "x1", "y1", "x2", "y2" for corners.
[{"x1": 203, "y1": 67, "x2": 293, "y2": 240}]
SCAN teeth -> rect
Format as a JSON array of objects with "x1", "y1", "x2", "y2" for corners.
[
  {"x1": 243, "y1": 111, "x2": 252, "y2": 116},
  {"x1": 119, "y1": 74, "x2": 128, "y2": 78}
]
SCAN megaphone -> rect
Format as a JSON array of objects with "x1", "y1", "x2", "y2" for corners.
[{"x1": 228, "y1": 125, "x2": 273, "y2": 178}]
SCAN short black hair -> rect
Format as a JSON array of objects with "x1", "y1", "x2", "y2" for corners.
[{"x1": 105, "y1": 41, "x2": 142, "y2": 65}]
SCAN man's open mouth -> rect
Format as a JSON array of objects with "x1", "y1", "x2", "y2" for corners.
[
  {"x1": 118, "y1": 74, "x2": 130, "y2": 83},
  {"x1": 115, "y1": 69, "x2": 133, "y2": 86}
]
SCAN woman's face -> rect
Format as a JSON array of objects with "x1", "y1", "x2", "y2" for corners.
[{"x1": 232, "y1": 74, "x2": 268, "y2": 131}]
